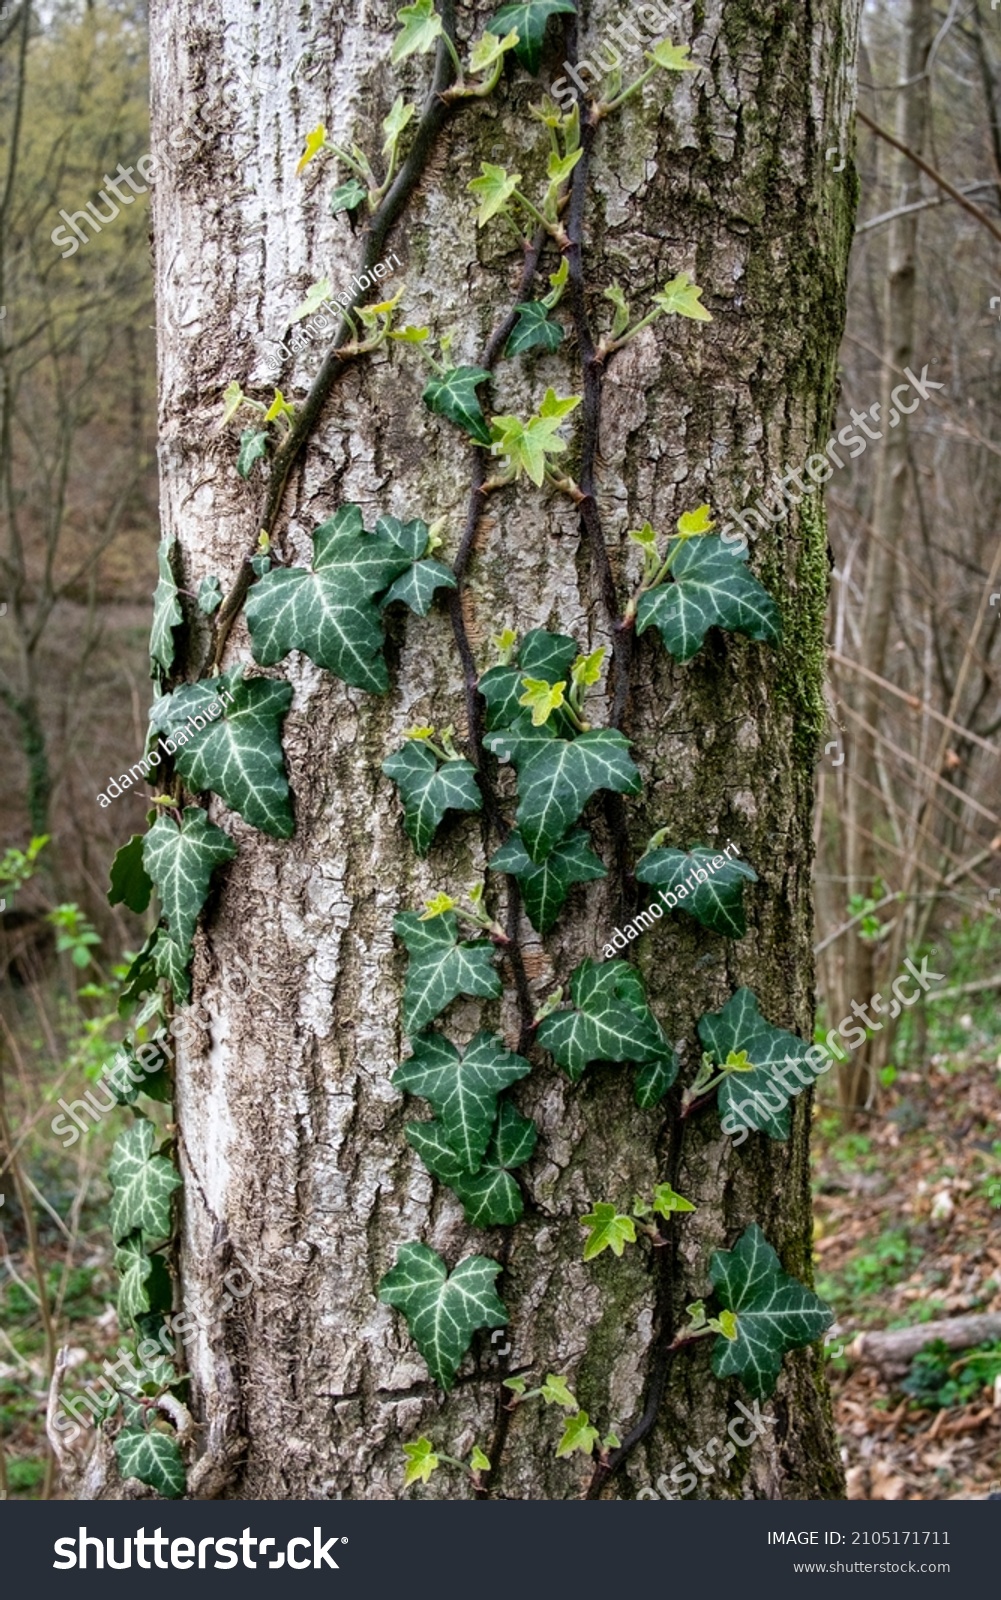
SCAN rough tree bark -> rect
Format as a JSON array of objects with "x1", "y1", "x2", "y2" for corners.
[{"x1": 147, "y1": 0, "x2": 860, "y2": 1500}]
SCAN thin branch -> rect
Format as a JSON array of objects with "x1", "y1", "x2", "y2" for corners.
[{"x1": 856, "y1": 105, "x2": 1001, "y2": 245}]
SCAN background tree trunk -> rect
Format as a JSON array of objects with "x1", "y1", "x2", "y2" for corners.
[{"x1": 150, "y1": 0, "x2": 861, "y2": 1499}]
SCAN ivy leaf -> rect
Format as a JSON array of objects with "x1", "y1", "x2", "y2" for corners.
[
  {"x1": 479, "y1": 627, "x2": 577, "y2": 732},
  {"x1": 291, "y1": 277, "x2": 332, "y2": 323},
  {"x1": 555, "y1": 1410, "x2": 600, "y2": 1460},
  {"x1": 604, "y1": 283, "x2": 630, "y2": 339},
  {"x1": 489, "y1": 827, "x2": 605, "y2": 934},
  {"x1": 382, "y1": 741, "x2": 481, "y2": 856},
  {"x1": 651, "y1": 1183, "x2": 696, "y2": 1218},
  {"x1": 197, "y1": 575, "x2": 223, "y2": 615},
  {"x1": 489, "y1": 727, "x2": 641, "y2": 863},
  {"x1": 150, "y1": 539, "x2": 183, "y2": 678},
  {"x1": 652, "y1": 270, "x2": 712, "y2": 322},
  {"x1": 330, "y1": 178, "x2": 368, "y2": 215},
  {"x1": 422, "y1": 366, "x2": 493, "y2": 447},
  {"x1": 635, "y1": 535, "x2": 781, "y2": 663},
  {"x1": 153, "y1": 931, "x2": 192, "y2": 1004},
  {"x1": 403, "y1": 1437, "x2": 439, "y2": 1487},
  {"x1": 381, "y1": 558, "x2": 457, "y2": 616},
  {"x1": 114, "y1": 1426, "x2": 186, "y2": 1499},
  {"x1": 245, "y1": 505, "x2": 414, "y2": 692},
  {"x1": 581, "y1": 1202, "x2": 636, "y2": 1261},
  {"x1": 220, "y1": 380, "x2": 245, "y2": 426},
  {"x1": 382, "y1": 95, "x2": 416, "y2": 155},
  {"x1": 539, "y1": 1373, "x2": 577, "y2": 1409},
  {"x1": 297, "y1": 122, "x2": 327, "y2": 175},
  {"x1": 468, "y1": 161, "x2": 521, "y2": 226},
  {"x1": 393, "y1": 911, "x2": 501, "y2": 1034},
  {"x1": 393, "y1": 1029, "x2": 530, "y2": 1171},
  {"x1": 149, "y1": 672, "x2": 294, "y2": 838},
  {"x1": 407, "y1": 1101, "x2": 536, "y2": 1227},
  {"x1": 487, "y1": 0, "x2": 576, "y2": 73},
  {"x1": 115, "y1": 1234, "x2": 171, "y2": 1326},
  {"x1": 108, "y1": 1118, "x2": 182, "y2": 1244},
  {"x1": 648, "y1": 40, "x2": 699, "y2": 73},
  {"x1": 108, "y1": 834, "x2": 154, "y2": 915},
  {"x1": 391, "y1": 0, "x2": 443, "y2": 64},
  {"x1": 142, "y1": 807, "x2": 236, "y2": 957},
  {"x1": 709, "y1": 1224, "x2": 833, "y2": 1399},
  {"x1": 505, "y1": 301, "x2": 565, "y2": 358},
  {"x1": 379, "y1": 1241, "x2": 507, "y2": 1389},
  {"x1": 699, "y1": 988, "x2": 814, "y2": 1140},
  {"x1": 468, "y1": 29, "x2": 520, "y2": 75},
  {"x1": 236, "y1": 427, "x2": 270, "y2": 479},
  {"x1": 518, "y1": 675, "x2": 565, "y2": 725},
  {"x1": 490, "y1": 389, "x2": 580, "y2": 486},
  {"x1": 118, "y1": 931, "x2": 160, "y2": 1017},
  {"x1": 470, "y1": 1445, "x2": 491, "y2": 1472},
  {"x1": 636, "y1": 845, "x2": 758, "y2": 938},
  {"x1": 537, "y1": 958, "x2": 677, "y2": 1103}
]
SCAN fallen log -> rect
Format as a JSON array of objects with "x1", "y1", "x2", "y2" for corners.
[{"x1": 848, "y1": 1314, "x2": 1001, "y2": 1373}]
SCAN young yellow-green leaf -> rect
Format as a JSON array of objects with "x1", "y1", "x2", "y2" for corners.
[
  {"x1": 108, "y1": 1117, "x2": 182, "y2": 1243},
  {"x1": 108, "y1": 834, "x2": 154, "y2": 916},
  {"x1": 628, "y1": 520, "x2": 658, "y2": 551},
  {"x1": 648, "y1": 39, "x2": 699, "y2": 72},
  {"x1": 388, "y1": 324, "x2": 431, "y2": 343},
  {"x1": 581, "y1": 1202, "x2": 636, "y2": 1261},
  {"x1": 556, "y1": 1409, "x2": 600, "y2": 1459},
  {"x1": 420, "y1": 893, "x2": 457, "y2": 920},
  {"x1": 677, "y1": 502, "x2": 714, "y2": 536},
  {"x1": 393, "y1": 911, "x2": 501, "y2": 1034},
  {"x1": 546, "y1": 258, "x2": 569, "y2": 301},
  {"x1": 149, "y1": 538, "x2": 183, "y2": 678},
  {"x1": 651, "y1": 1183, "x2": 696, "y2": 1218},
  {"x1": 485, "y1": 727, "x2": 641, "y2": 862},
  {"x1": 114, "y1": 1426, "x2": 186, "y2": 1498},
  {"x1": 518, "y1": 674, "x2": 566, "y2": 726},
  {"x1": 571, "y1": 646, "x2": 605, "y2": 691},
  {"x1": 503, "y1": 1376, "x2": 527, "y2": 1396},
  {"x1": 653, "y1": 270, "x2": 712, "y2": 322},
  {"x1": 393, "y1": 1029, "x2": 530, "y2": 1171},
  {"x1": 236, "y1": 427, "x2": 269, "y2": 479},
  {"x1": 403, "y1": 1436, "x2": 439, "y2": 1486},
  {"x1": 379, "y1": 1241, "x2": 507, "y2": 1389},
  {"x1": 539, "y1": 1373, "x2": 578, "y2": 1410},
  {"x1": 490, "y1": 391, "x2": 580, "y2": 486},
  {"x1": 391, "y1": 0, "x2": 443, "y2": 63},
  {"x1": 537, "y1": 959, "x2": 678, "y2": 1103},
  {"x1": 296, "y1": 122, "x2": 327, "y2": 175},
  {"x1": 264, "y1": 390, "x2": 295, "y2": 425},
  {"x1": 635, "y1": 535, "x2": 781, "y2": 663},
  {"x1": 220, "y1": 379, "x2": 245, "y2": 425},
  {"x1": 149, "y1": 671, "x2": 294, "y2": 838},
  {"x1": 698, "y1": 987, "x2": 815, "y2": 1141},
  {"x1": 505, "y1": 301, "x2": 565, "y2": 358},
  {"x1": 382, "y1": 95, "x2": 416, "y2": 154},
  {"x1": 715, "y1": 1309, "x2": 739, "y2": 1340},
  {"x1": 468, "y1": 161, "x2": 521, "y2": 226},
  {"x1": 330, "y1": 177, "x2": 368, "y2": 215},
  {"x1": 709, "y1": 1224, "x2": 833, "y2": 1399},
  {"x1": 470, "y1": 1445, "x2": 491, "y2": 1472},
  {"x1": 480, "y1": 628, "x2": 577, "y2": 731},
  {"x1": 382, "y1": 741, "x2": 481, "y2": 856},
  {"x1": 546, "y1": 147, "x2": 582, "y2": 185},
  {"x1": 142, "y1": 806, "x2": 236, "y2": 956},
  {"x1": 422, "y1": 366, "x2": 493, "y2": 446},
  {"x1": 489, "y1": 826, "x2": 605, "y2": 935},
  {"x1": 291, "y1": 278, "x2": 332, "y2": 323},
  {"x1": 487, "y1": 0, "x2": 575, "y2": 74},
  {"x1": 468, "y1": 29, "x2": 520, "y2": 74},
  {"x1": 636, "y1": 844, "x2": 758, "y2": 938},
  {"x1": 603, "y1": 282, "x2": 630, "y2": 339}
]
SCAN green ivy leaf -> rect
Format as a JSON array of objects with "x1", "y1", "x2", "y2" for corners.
[
  {"x1": 409, "y1": 1100, "x2": 537, "y2": 1227},
  {"x1": 118, "y1": 931, "x2": 160, "y2": 1017},
  {"x1": 108, "y1": 834, "x2": 154, "y2": 915},
  {"x1": 382, "y1": 95, "x2": 416, "y2": 154},
  {"x1": 403, "y1": 1436, "x2": 440, "y2": 1486},
  {"x1": 108, "y1": 1117, "x2": 182, "y2": 1244},
  {"x1": 470, "y1": 1445, "x2": 491, "y2": 1472},
  {"x1": 505, "y1": 301, "x2": 565, "y2": 357},
  {"x1": 197, "y1": 575, "x2": 223, "y2": 615},
  {"x1": 115, "y1": 1233, "x2": 172, "y2": 1326},
  {"x1": 652, "y1": 270, "x2": 712, "y2": 322},
  {"x1": 489, "y1": 827, "x2": 605, "y2": 934},
  {"x1": 393, "y1": 911, "x2": 501, "y2": 1034},
  {"x1": 479, "y1": 628, "x2": 577, "y2": 731},
  {"x1": 382, "y1": 741, "x2": 481, "y2": 856},
  {"x1": 393, "y1": 1029, "x2": 530, "y2": 1171},
  {"x1": 636, "y1": 844, "x2": 758, "y2": 938},
  {"x1": 236, "y1": 427, "x2": 270, "y2": 479},
  {"x1": 391, "y1": 0, "x2": 443, "y2": 64},
  {"x1": 379, "y1": 1240, "x2": 507, "y2": 1389},
  {"x1": 635, "y1": 535, "x2": 781, "y2": 663},
  {"x1": 648, "y1": 40, "x2": 699, "y2": 73},
  {"x1": 381, "y1": 558, "x2": 457, "y2": 616},
  {"x1": 698, "y1": 988, "x2": 814, "y2": 1140},
  {"x1": 149, "y1": 539, "x2": 183, "y2": 678},
  {"x1": 708, "y1": 1224, "x2": 833, "y2": 1399},
  {"x1": 114, "y1": 1425, "x2": 186, "y2": 1499},
  {"x1": 142, "y1": 807, "x2": 236, "y2": 959},
  {"x1": 422, "y1": 366, "x2": 493, "y2": 446},
  {"x1": 291, "y1": 277, "x2": 332, "y2": 323},
  {"x1": 537, "y1": 958, "x2": 677, "y2": 1102},
  {"x1": 555, "y1": 1409, "x2": 600, "y2": 1459},
  {"x1": 581, "y1": 1202, "x2": 636, "y2": 1261},
  {"x1": 604, "y1": 283, "x2": 630, "y2": 339},
  {"x1": 539, "y1": 1373, "x2": 577, "y2": 1409},
  {"x1": 468, "y1": 161, "x2": 521, "y2": 226},
  {"x1": 651, "y1": 1183, "x2": 696, "y2": 1218},
  {"x1": 149, "y1": 672, "x2": 294, "y2": 838},
  {"x1": 485, "y1": 726, "x2": 641, "y2": 862},
  {"x1": 487, "y1": 0, "x2": 576, "y2": 73},
  {"x1": 153, "y1": 931, "x2": 192, "y2": 1004},
  {"x1": 331, "y1": 178, "x2": 368, "y2": 215}
]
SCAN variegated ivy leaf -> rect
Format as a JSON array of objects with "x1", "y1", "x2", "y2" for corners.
[
  {"x1": 698, "y1": 987, "x2": 814, "y2": 1140},
  {"x1": 149, "y1": 671, "x2": 294, "y2": 838},
  {"x1": 635, "y1": 535, "x2": 781, "y2": 663},
  {"x1": 382, "y1": 741, "x2": 481, "y2": 856},
  {"x1": 537, "y1": 958, "x2": 678, "y2": 1105},
  {"x1": 153, "y1": 931, "x2": 192, "y2": 1004},
  {"x1": 379, "y1": 1240, "x2": 507, "y2": 1389},
  {"x1": 422, "y1": 366, "x2": 493, "y2": 446},
  {"x1": 708, "y1": 1224, "x2": 833, "y2": 1400},
  {"x1": 393, "y1": 1029, "x2": 530, "y2": 1171},
  {"x1": 479, "y1": 627, "x2": 577, "y2": 732},
  {"x1": 236, "y1": 427, "x2": 269, "y2": 479},
  {"x1": 393, "y1": 910, "x2": 501, "y2": 1034},
  {"x1": 407, "y1": 1100, "x2": 537, "y2": 1227},
  {"x1": 505, "y1": 301, "x2": 565, "y2": 358},
  {"x1": 381, "y1": 558, "x2": 456, "y2": 616},
  {"x1": 485, "y1": 725, "x2": 641, "y2": 863},
  {"x1": 330, "y1": 178, "x2": 368, "y2": 215},
  {"x1": 142, "y1": 807, "x2": 236, "y2": 955},
  {"x1": 245, "y1": 504, "x2": 423, "y2": 693},
  {"x1": 108, "y1": 1117, "x2": 182, "y2": 1244},
  {"x1": 487, "y1": 0, "x2": 576, "y2": 73},
  {"x1": 114, "y1": 1426, "x2": 186, "y2": 1499},
  {"x1": 636, "y1": 844, "x2": 758, "y2": 938},
  {"x1": 197, "y1": 575, "x2": 223, "y2": 615},
  {"x1": 115, "y1": 1233, "x2": 172, "y2": 1327},
  {"x1": 489, "y1": 826, "x2": 605, "y2": 934},
  {"x1": 581, "y1": 1203, "x2": 636, "y2": 1261},
  {"x1": 150, "y1": 538, "x2": 183, "y2": 677}
]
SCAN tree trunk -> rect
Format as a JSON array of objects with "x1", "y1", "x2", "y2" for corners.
[{"x1": 147, "y1": 0, "x2": 860, "y2": 1500}]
